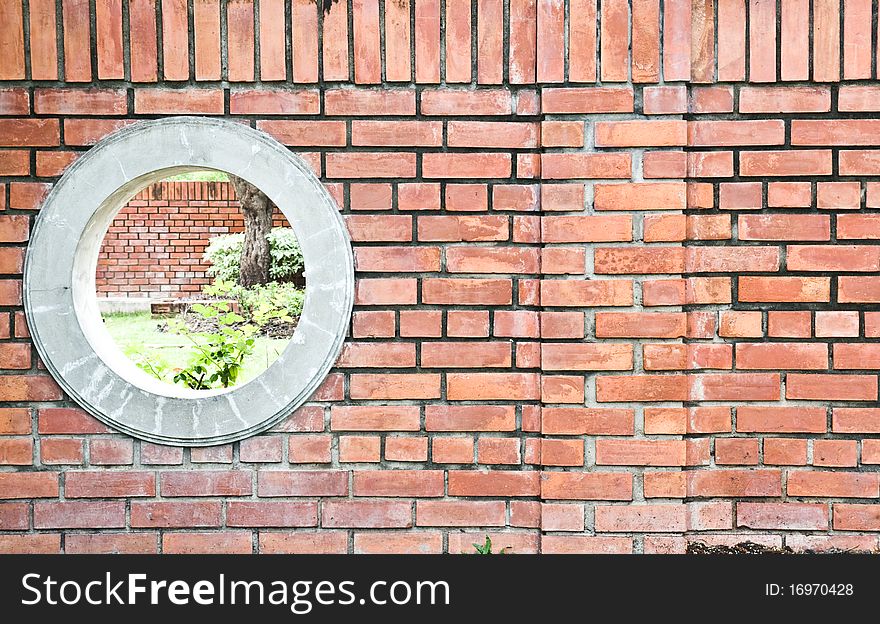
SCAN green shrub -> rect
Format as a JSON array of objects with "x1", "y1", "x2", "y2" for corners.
[
  {"x1": 206, "y1": 280, "x2": 305, "y2": 323},
  {"x1": 131, "y1": 301, "x2": 256, "y2": 390},
  {"x1": 203, "y1": 227, "x2": 304, "y2": 283}
]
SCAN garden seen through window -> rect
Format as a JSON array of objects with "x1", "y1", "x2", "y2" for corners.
[{"x1": 95, "y1": 169, "x2": 306, "y2": 392}]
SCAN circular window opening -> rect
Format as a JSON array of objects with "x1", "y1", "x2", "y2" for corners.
[
  {"x1": 25, "y1": 118, "x2": 353, "y2": 446},
  {"x1": 95, "y1": 168, "x2": 305, "y2": 396}
]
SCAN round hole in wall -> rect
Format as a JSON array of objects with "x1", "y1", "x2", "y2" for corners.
[
  {"x1": 24, "y1": 118, "x2": 354, "y2": 446},
  {"x1": 95, "y1": 168, "x2": 304, "y2": 395}
]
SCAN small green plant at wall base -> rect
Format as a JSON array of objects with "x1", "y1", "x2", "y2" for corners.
[
  {"x1": 473, "y1": 536, "x2": 509, "y2": 555},
  {"x1": 131, "y1": 300, "x2": 257, "y2": 390},
  {"x1": 168, "y1": 301, "x2": 256, "y2": 389}
]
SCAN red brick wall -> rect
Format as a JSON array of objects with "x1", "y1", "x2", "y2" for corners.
[
  {"x1": 1, "y1": 1, "x2": 880, "y2": 554},
  {"x1": 96, "y1": 181, "x2": 288, "y2": 299}
]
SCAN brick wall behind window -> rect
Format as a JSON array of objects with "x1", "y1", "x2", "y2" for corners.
[{"x1": 95, "y1": 181, "x2": 288, "y2": 299}]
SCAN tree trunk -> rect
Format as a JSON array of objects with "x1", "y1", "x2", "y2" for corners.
[{"x1": 229, "y1": 175, "x2": 274, "y2": 288}]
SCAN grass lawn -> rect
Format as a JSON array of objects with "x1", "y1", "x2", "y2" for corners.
[{"x1": 101, "y1": 312, "x2": 290, "y2": 387}]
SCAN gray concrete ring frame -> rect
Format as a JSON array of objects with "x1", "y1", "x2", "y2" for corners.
[{"x1": 24, "y1": 117, "x2": 354, "y2": 446}]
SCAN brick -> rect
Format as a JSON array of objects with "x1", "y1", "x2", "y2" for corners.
[
  {"x1": 833, "y1": 505, "x2": 880, "y2": 531},
  {"x1": 739, "y1": 87, "x2": 830, "y2": 113},
  {"x1": 331, "y1": 406, "x2": 420, "y2": 432},
  {"x1": 40, "y1": 438, "x2": 83, "y2": 465},
  {"x1": 690, "y1": 373, "x2": 779, "y2": 401},
  {"x1": 786, "y1": 374, "x2": 878, "y2": 401},
  {"x1": 739, "y1": 277, "x2": 830, "y2": 302},
  {"x1": 421, "y1": 89, "x2": 511, "y2": 115},
  {"x1": 339, "y1": 436, "x2": 381, "y2": 463},
  {"x1": 735, "y1": 343, "x2": 827, "y2": 370},
  {"x1": 788, "y1": 472, "x2": 879, "y2": 498},
  {"x1": 432, "y1": 437, "x2": 474, "y2": 463},
  {"x1": 35, "y1": 501, "x2": 125, "y2": 529},
  {"x1": 643, "y1": 85, "x2": 687, "y2": 114},
  {"x1": 687, "y1": 470, "x2": 781, "y2": 497},
  {"x1": 739, "y1": 215, "x2": 830, "y2": 241},
  {"x1": 596, "y1": 504, "x2": 687, "y2": 533},
  {"x1": 688, "y1": 120, "x2": 784, "y2": 146},
  {"x1": 740, "y1": 150, "x2": 832, "y2": 176},
  {"x1": 737, "y1": 407, "x2": 826, "y2": 433},
  {"x1": 0, "y1": 150, "x2": 28, "y2": 175},
  {"x1": 160, "y1": 470, "x2": 250, "y2": 497},
  {"x1": 449, "y1": 470, "x2": 539, "y2": 497},
  {"x1": 594, "y1": 182, "x2": 686, "y2": 211},
  {"x1": 34, "y1": 88, "x2": 127, "y2": 115},
  {"x1": 35, "y1": 151, "x2": 78, "y2": 176},
  {"x1": 539, "y1": 438, "x2": 582, "y2": 466},
  {"x1": 541, "y1": 503, "x2": 584, "y2": 531},
  {"x1": 418, "y1": 215, "x2": 508, "y2": 242},
  {"x1": 397, "y1": 310, "x2": 440, "y2": 337},
  {"x1": 688, "y1": 151, "x2": 734, "y2": 178},
  {"x1": 65, "y1": 471, "x2": 155, "y2": 498},
  {"x1": 447, "y1": 247, "x2": 539, "y2": 273},
  {"x1": 596, "y1": 440, "x2": 687, "y2": 466},
  {"x1": 0, "y1": 438, "x2": 31, "y2": 465},
  {"x1": 763, "y1": 438, "x2": 808, "y2": 466},
  {"x1": 323, "y1": 500, "x2": 412, "y2": 528},
  {"x1": 541, "y1": 88, "x2": 634, "y2": 113},
  {"x1": 353, "y1": 532, "x2": 442, "y2": 554},
  {"x1": 134, "y1": 89, "x2": 223, "y2": 114},
  {"x1": 596, "y1": 375, "x2": 688, "y2": 402},
  {"x1": 326, "y1": 153, "x2": 416, "y2": 178},
  {"x1": 38, "y1": 408, "x2": 108, "y2": 435},
  {"x1": 689, "y1": 86, "x2": 733, "y2": 113},
  {"x1": 63, "y1": 118, "x2": 135, "y2": 145},
  {"x1": 595, "y1": 121, "x2": 686, "y2": 147},
  {"x1": 737, "y1": 503, "x2": 828, "y2": 530},
  {"x1": 422, "y1": 278, "x2": 511, "y2": 305},
  {"x1": 643, "y1": 152, "x2": 687, "y2": 178},
  {"x1": 353, "y1": 470, "x2": 444, "y2": 497},
  {"x1": 542, "y1": 153, "x2": 632, "y2": 180},
  {"x1": 541, "y1": 120, "x2": 584, "y2": 147},
  {"x1": 337, "y1": 342, "x2": 416, "y2": 367},
  {"x1": 793, "y1": 119, "x2": 880, "y2": 145},
  {"x1": 813, "y1": 439, "x2": 858, "y2": 467},
  {"x1": 715, "y1": 438, "x2": 759, "y2": 465},
  {"x1": 90, "y1": 438, "x2": 133, "y2": 465},
  {"x1": 447, "y1": 373, "x2": 540, "y2": 400},
  {"x1": 325, "y1": 89, "x2": 415, "y2": 115},
  {"x1": 349, "y1": 374, "x2": 440, "y2": 400},
  {"x1": 421, "y1": 342, "x2": 512, "y2": 368},
  {"x1": 351, "y1": 120, "x2": 442, "y2": 147},
  {"x1": 65, "y1": 533, "x2": 157, "y2": 554},
  {"x1": 768, "y1": 182, "x2": 812, "y2": 207},
  {"x1": 542, "y1": 535, "x2": 632, "y2": 554},
  {"x1": 355, "y1": 279, "x2": 417, "y2": 305},
  {"x1": 258, "y1": 471, "x2": 348, "y2": 497},
  {"x1": 541, "y1": 472, "x2": 632, "y2": 501},
  {"x1": 840, "y1": 277, "x2": 880, "y2": 302},
  {"x1": 422, "y1": 153, "x2": 511, "y2": 179},
  {"x1": 596, "y1": 312, "x2": 686, "y2": 338},
  {"x1": 385, "y1": 436, "x2": 428, "y2": 462},
  {"x1": 446, "y1": 311, "x2": 489, "y2": 337},
  {"x1": 0, "y1": 119, "x2": 59, "y2": 147},
  {"x1": 416, "y1": 500, "x2": 505, "y2": 527},
  {"x1": 834, "y1": 344, "x2": 880, "y2": 369},
  {"x1": 260, "y1": 531, "x2": 348, "y2": 554},
  {"x1": 833, "y1": 408, "x2": 880, "y2": 433},
  {"x1": 257, "y1": 120, "x2": 347, "y2": 146},
  {"x1": 163, "y1": 532, "x2": 252, "y2": 555},
  {"x1": 541, "y1": 343, "x2": 632, "y2": 371}
]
